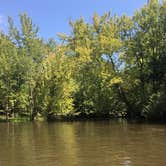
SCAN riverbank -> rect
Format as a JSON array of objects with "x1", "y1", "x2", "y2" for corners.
[
  {"x1": 1, "y1": 114, "x2": 166, "y2": 124},
  {"x1": 0, "y1": 115, "x2": 30, "y2": 122}
]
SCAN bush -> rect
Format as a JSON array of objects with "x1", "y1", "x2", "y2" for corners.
[{"x1": 142, "y1": 92, "x2": 166, "y2": 121}]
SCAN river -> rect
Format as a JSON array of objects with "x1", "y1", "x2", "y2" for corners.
[{"x1": 0, "y1": 120, "x2": 166, "y2": 166}]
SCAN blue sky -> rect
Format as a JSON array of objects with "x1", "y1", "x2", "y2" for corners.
[{"x1": 0, "y1": 0, "x2": 147, "y2": 40}]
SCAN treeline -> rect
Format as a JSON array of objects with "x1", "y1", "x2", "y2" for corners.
[{"x1": 0, "y1": 0, "x2": 166, "y2": 121}]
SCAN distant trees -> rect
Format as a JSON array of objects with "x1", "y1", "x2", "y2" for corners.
[{"x1": 0, "y1": 0, "x2": 166, "y2": 121}]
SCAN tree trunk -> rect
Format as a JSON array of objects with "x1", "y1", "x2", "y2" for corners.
[{"x1": 110, "y1": 57, "x2": 134, "y2": 118}]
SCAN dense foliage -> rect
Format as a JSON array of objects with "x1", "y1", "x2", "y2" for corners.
[{"x1": 0, "y1": 0, "x2": 166, "y2": 121}]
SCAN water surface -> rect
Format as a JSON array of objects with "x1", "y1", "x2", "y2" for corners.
[{"x1": 0, "y1": 120, "x2": 166, "y2": 166}]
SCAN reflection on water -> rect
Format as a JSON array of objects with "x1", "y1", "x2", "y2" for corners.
[{"x1": 0, "y1": 120, "x2": 166, "y2": 166}]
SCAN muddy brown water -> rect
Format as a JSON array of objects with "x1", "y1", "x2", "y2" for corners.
[{"x1": 0, "y1": 120, "x2": 166, "y2": 166}]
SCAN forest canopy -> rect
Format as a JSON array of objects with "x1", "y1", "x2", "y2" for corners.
[{"x1": 0, "y1": 0, "x2": 166, "y2": 121}]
